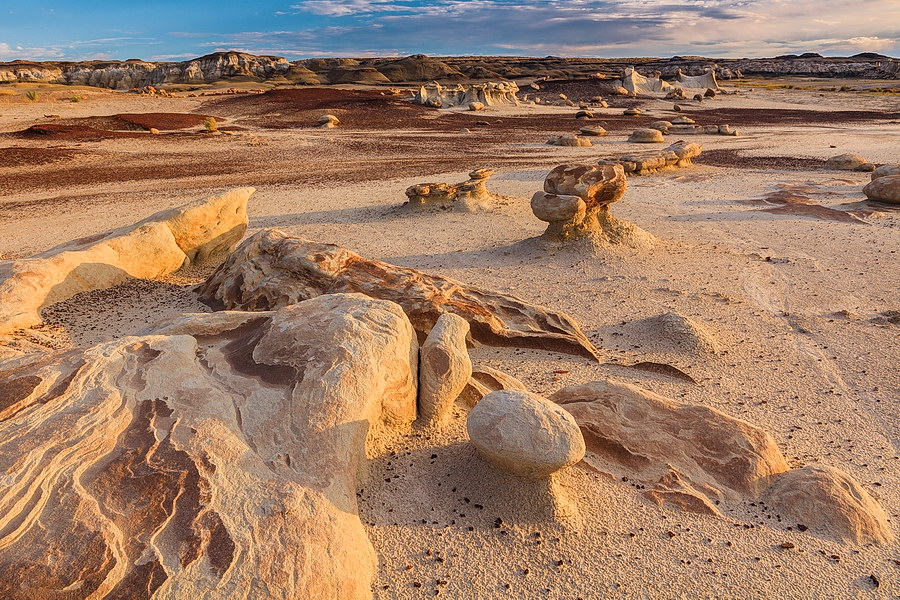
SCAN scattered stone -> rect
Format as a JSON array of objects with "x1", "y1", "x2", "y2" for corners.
[
  {"x1": 623, "y1": 108, "x2": 641, "y2": 116},
  {"x1": 672, "y1": 116, "x2": 695, "y2": 124},
  {"x1": 149, "y1": 127, "x2": 160, "y2": 134},
  {"x1": 871, "y1": 164, "x2": 900, "y2": 180},
  {"x1": 628, "y1": 128, "x2": 665, "y2": 143},
  {"x1": 673, "y1": 104, "x2": 683, "y2": 112},
  {"x1": 579, "y1": 126, "x2": 607, "y2": 137},
  {"x1": 468, "y1": 101, "x2": 484, "y2": 111},
  {"x1": 704, "y1": 88, "x2": 716, "y2": 98},
  {"x1": 198, "y1": 229, "x2": 601, "y2": 360},
  {"x1": 648, "y1": 120, "x2": 672, "y2": 133},
  {"x1": 863, "y1": 174, "x2": 900, "y2": 204},
  {"x1": 318, "y1": 114, "x2": 340, "y2": 128},
  {"x1": 575, "y1": 110, "x2": 593, "y2": 119},
  {"x1": 0, "y1": 187, "x2": 254, "y2": 335},
  {"x1": 765, "y1": 466, "x2": 893, "y2": 545},
  {"x1": 826, "y1": 153, "x2": 874, "y2": 171},
  {"x1": 693, "y1": 94, "x2": 704, "y2": 102},
  {"x1": 419, "y1": 313, "x2": 472, "y2": 426},
  {"x1": 466, "y1": 389, "x2": 586, "y2": 478},
  {"x1": 458, "y1": 127, "x2": 471, "y2": 134},
  {"x1": 546, "y1": 135, "x2": 592, "y2": 147}
]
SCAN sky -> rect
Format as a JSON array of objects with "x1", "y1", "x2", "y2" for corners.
[{"x1": 1, "y1": 0, "x2": 898, "y2": 62}]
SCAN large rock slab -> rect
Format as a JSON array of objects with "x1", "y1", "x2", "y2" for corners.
[
  {"x1": 552, "y1": 380, "x2": 789, "y2": 514},
  {"x1": 467, "y1": 389, "x2": 586, "y2": 478},
  {"x1": 0, "y1": 293, "x2": 418, "y2": 599},
  {"x1": 197, "y1": 229, "x2": 600, "y2": 360},
  {"x1": 0, "y1": 187, "x2": 254, "y2": 335}
]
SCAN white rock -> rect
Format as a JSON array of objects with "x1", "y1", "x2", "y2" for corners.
[{"x1": 419, "y1": 313, "x2": 472, "y2": 425}]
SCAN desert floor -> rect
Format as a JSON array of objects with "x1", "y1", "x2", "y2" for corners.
[{"x1": 1, "y1": 81, "x2": 898, "y2": 598}]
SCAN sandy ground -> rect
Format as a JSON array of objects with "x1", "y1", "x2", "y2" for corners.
[{"x1": 1, "y1": 82, "x2": 898, "y2": 598}]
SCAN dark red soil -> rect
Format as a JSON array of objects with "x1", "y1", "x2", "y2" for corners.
[
  {"x1": 696, "y1": 149, "x2": 826, "y2": 170},
  {"x1": 687, "y1": 107, "x2": 900, "y2": 126},
  {"x1": 16, "y1": 124, "x2": 147, "y2": 140},
  {"x1": 0, "y1": 146, "x2": 82, "y2": 167},
  {"x1": 58, "y1": 113, "x2": 219, "y2": 131}
]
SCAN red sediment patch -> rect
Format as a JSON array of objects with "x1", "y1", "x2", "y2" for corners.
[
  {"x1": 688, "y1": 107, "x2": 900, "y2": 127},
  {"x1": 58, "y1": 112, "x2": 221, "y2": 131},
  {"x1": 17, "y1": 123, "x2": 146, "y2": 140},
  {"x1": 0, "y1": 146, "x2": 82, "y2": 167},
  {"x1": 697, "y1": 149, "x2": 826, "y2": 171}
]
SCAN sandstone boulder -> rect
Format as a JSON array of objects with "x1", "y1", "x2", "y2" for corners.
[
  {"x1": 467, "y1": 389, "x2": 585, "y2": 478},
  {"x1": 468, "y1": 101, "x2": 484, "y2": 111},
  {"x1": 0, "y1": 187, "x2": 254, "y2": 336},
  {"x1": 826, "y1": 153, "x2": 874, "y2": 171},
  {"x1": 863, "y1": 174, "x2": 900, "y2": 204},
  {"x1": 765, "y1": 466, "x2": 893, "y2": 545},
  {"x1": 0, "y1": 293, "x2": 418, "y2": 598},
  {"x1": 579, "y1": 126, "x2": 607, "y2": 136},
  {"x1": 648, "y1": 120, "x2": 672, "y2": 133},
  {"x1": 629, "y1": 128, "x2": 665, "y2": 143},
  {"x1": 318, "y1": 114, "x2": 339, "y2": 128},
  {"x1": 575, "y1": 110, "x2": 593, "y2": 119},
  {"x1": 404, "y1": 168, "x2": 499, "y2": 211},
  {"x1": 546, "y1": 134, "x2": 592, "y2": 147},
  {"x1": 597, "y1": 140, "x2": 702, "y2": 175},
  {"x1": 623, "y1": 108, "x2": 641, "y2": 116},
  {"x1": 553, "y1": 380, "x2": 789, "y2": 514},
  {"x1": 418, "y1": 313, "x2": 472, "y2": 426},
  {"x1": 871, "y1": 164, "x2": 900, "y2": 180},
  {"x1": 458, "y1": 365, "x2": 528, "y2": 407},
  {"x1": 198, "y1": 229, "x2": 601, "y2": 360}
]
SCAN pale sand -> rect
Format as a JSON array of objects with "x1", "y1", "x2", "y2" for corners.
[{"x1": 0, "y1": 83, "x2": 898, "y2": 598}]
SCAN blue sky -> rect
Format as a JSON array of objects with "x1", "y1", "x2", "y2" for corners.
[{"x1": 1, "y1": 0, "x2": 898, "y2": 62}]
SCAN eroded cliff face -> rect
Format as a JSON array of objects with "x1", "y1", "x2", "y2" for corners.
[
  {"x1": 1, "y1": 52, "x2": 897, "y2": 89},
  {"x1": 0, "y1": 52, "x2": 292, "y2": 89}
]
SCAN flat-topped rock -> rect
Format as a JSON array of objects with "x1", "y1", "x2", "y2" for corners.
[{"x1": 579, "y1": 126, "x2": 607, "y2": 136}]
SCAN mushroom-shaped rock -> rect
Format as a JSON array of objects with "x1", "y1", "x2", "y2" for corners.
[
  {"x1": 629, "y1": 128, "x2": 665, "y2": 143},
  {"x1": 579, "y1": 126, "x2": 607, "y2": 136},
  {"x1": 546, "y1": 134, "x2": 592, "y2": 147},
  {"x1": 318, "y1": 114, "x2": 339, "y2": 128},
  {"x1": 826, "y1": 153, "x2": 873, "y2": 171},
  {"x1": 871, "y1": 164, "x2": 900, "y2": 180},
  {"x1": 765, "y1": 466, "x2": 893, "y2": 545},
  {"x1": 531, "y1": 192, "x2": 586, "y2": 225},
  {"x1": 648, "y1": 120, "x2": 672, "y2": 133},
  {"x1": 419, "y1": 313, "x2": 472, "y2": 426},
  {"x1": 467, "y1": 389, "x2": 585, "y2": 478},
  {"x1": 623, "y1": 108, "x2": 641, "y2": 116},
  {"x1": 862, "y1": 174, "x2": 900, "y2": 204}
]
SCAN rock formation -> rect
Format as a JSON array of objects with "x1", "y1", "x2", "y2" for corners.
[
  {"x1": 871, "y1": 164, "x2": 900, "y2": 180},
  {"x1": 764, "y1": 466, "x2": 893, "y2": 545},
  {"x1": 413, "y1": 81, "x2": 519, "y2": 108},
  {"x1": 0, "y1": 293, "x2": 419, "y2": 598},
  {"x1": 553, "y1": 380, "x2": 893, "y2": 544},
  {"x1": 546, "y1": 134, "x2": 592, "y2": 147},
  {"x1": 317, "y1": 114, "x2": 339, "y2": 128},
  {"x1": 596, "y1": 140, "x2": 702, "y2": 174},
  {"x1": 404, "y1": 169, "x2": 499, "y2": 211},
  {"x1": 579, "y1": 126, "x2": 607, "y2": 137},
  {"x1": 826, "y1": 153, "x2": 875, "y2": 171},
  {"x1": 197, "y1": 229, "x2": 601, "y2": 360},
  {"x1": 531, "y1": 163, "x2": 653, "y2": 247},
  {"x1": 0, "y1": 187, "x2": 254, "y2": 335},
  {"x1": 458, "y1": 365, "x2": 528, "y2": 407},
  {"x1": 418, "y1": 313, "x2": 472, "y2": 426},
  {"x1": 467, "y1": 389, "x2": 586, "y2": 478},
  {"x1": 862, "y1": 174, "x2": 900, "y2": 204},
  {"x1": 628, "y1": 128, "x2": 666, "y2": 143}
]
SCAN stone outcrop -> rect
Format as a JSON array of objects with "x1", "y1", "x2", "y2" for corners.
[
  {"x1": 413, "y1": 81, "x2": 519, "y2": 108},
  {"x1": 826, "y1": 153, "x2": 875, "y2": 171},
  {"x1": 404, "y1": 169, "x2": 499, "y2": 211},
  {"x1": 418, "y1": 313, "x2": 472, "y2": 426},
  {"x1": 197, "y1": 229, "x2": 601, "y2": 360},
  {"x1": 764, "y1": 466, "x2": 893, "y2": 545},
  {"x1": 552, "y1": 380, "x2": 893, "y2": 544},
  {"x1": 531, "y1": 163, "x2": 652, "y2": 247},
  {"x1": 467, "y1": 389, "x2": 586, "y2": 478},
  {"x1": 554, "y1": 380, "x2": 787, "y2": 514},
  {"x1": 0, "y1": 293, "x2": 419, "y2": 598},
  {"x1": 863, "y1": 174, "x2": 900, "y2": 204},
  {"x1": 0, "y1": 187, "x2": 254, "y2": 335},
  {"x1": 596, "y1": 140, "x2": 702, "y2": 174}
]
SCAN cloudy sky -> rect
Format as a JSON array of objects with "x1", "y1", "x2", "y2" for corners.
[{"x1": 1, "y1": 0, "x2": 897, "y2": 62}]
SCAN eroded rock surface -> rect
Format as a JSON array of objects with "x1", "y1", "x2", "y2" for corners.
[
  {"x1": 552, "y1": 380, "x2": 789, "y2": 514},
  {"x1": 597, "y1": 140, "x2": 702, "y2": 174},
  {"x1": 413, "y1": 81, "x2": 519, "y2": 108},
  {"x1": 458, "y1": 365, "x2": 529, "y2": 407},
  {"x1": 0, "y1": 293, "x2": 419, "y2": 599},
  {"x1": 826, "y1": 153, "x2": 874, "y2": 171},
  {"x1": 404, "y1": 169, "x2": 499, "y2": 211},
  {"x1": 863, "y1": 174, "x2": 900, "y2": 204},
  {"x1": 197, "y1": 229, "x2": 601, "y2": 360},
  {"x1": 467, "y1": 389, "x2": 586, "y2": 478},
  {"x1": 0, "y1": 187, "x2": 254, "y2": 335},
  {"x1": 418, "y1": 313, "x2": 472, "y2": 426}
]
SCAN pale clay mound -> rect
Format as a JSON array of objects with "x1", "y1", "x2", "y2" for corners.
[{"x1": 0, "y1": 84, "x2": 898, "y2": 599}]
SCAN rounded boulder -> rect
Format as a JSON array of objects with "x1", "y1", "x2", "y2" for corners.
[
  {"x1": 863, "y1": 174, "x2": 900, "y2": 204},
  {"x1": 628, "y1": 128, "x2": 665, "y2": 143},
  {"x1": 466, "y1": 389, "x2": 586, "y2": 478}
]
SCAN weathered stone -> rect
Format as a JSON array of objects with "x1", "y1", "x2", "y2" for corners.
[
  {"x1": 871, "y1": 164, "x2": 900, "y2": 180},
  {"x1": 0, "y1": 293, "x2": 418, "y2": 598},
  {"x1": 579, "y1": 126, "x2": 607, "y2": 136},
  {"x1": 575, "y1": 110, "x2": 593, "y2": 119},
  {"x1": 419, "y1": 313, "x2": 472, "y2": 426},
  {"x1": 414, "y1": 81, "x2": 519, "y2": 107},
  {"x1": 628, "y1": 128, "x2": 665, "y2": 143},
  {"x1": 198, "y1": 229, "x2": 601, "y2": 360},
  {"x1": 318, "y1": 114, "x2": 339, "y2": 128},
  {"x1": 826, "y1": 153, "x2": 873, "y2": 171},
  {"x1": 552, "y1": 380, "x2": 789, "y2": 514},
  {"x1": 623, "y1": 108, "x2": 641, "y2": 116},
  {"x1": 765, "y1": 466, "x2": 893, "y2": 545},
  {"x1": 458, "y1": 365, "x2": 528, "y2": 407},
  {"x1": 468, "y1": 101, "x2": 484, "y2": 111},
  {"x1": 863, "y1": 174, "x2": 900, "y2": 204},
  {"x1": 648, "y1": 120, "x2": 672, "y2": 133},
  {"x1": 404, "y1": 169, "x2": 499, "y2": 211},
  {"x1": 597, "y1": 140, "x2": 702, "y2": 174},
  {"x1": 546, "y1": 134, "x2": 592, "y2": 147},
  {"x1": 467, "y1": 389, "x2": 585, "y2": 478},
  {"x1": 0, "y1": 187, "x2": 254, "y2": 335}
]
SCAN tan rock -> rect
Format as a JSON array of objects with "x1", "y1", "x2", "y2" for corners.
[
  {"x1": 597, "y1": 140, "x2": 702, "y2": 175},
  {"x1": 198, "y1": 229, "x2": 601, "y2": 360},
  {"x1": 765, "y1": 466, "x2": 893, "y2": 545},
  {"x1": 648, "y1": 120, "x2": 672, "y2": 133},
  {"x1": 318, "y1": 114, "x2": 339, "y2": 127},
  {"x1": 628, "y1": 128, "x2": 665, "y2": 143},
  {"x1": 0, "y1": 293, "x2": 418, "y2": 598},
  {"x1": 467, "y1": 389, "x2": 586, "y2": 478},
  {"x1": 623, "y1": 108, "x2": 641, "y2": 116},
  {"x1": 546, "y1": 134, "x2": 592, "y2": 147},
  {"x1": 579, "y1": 126, "x2": 607, "y2": 136},
  {"x1": 468, "y1": 101, "x2": 485, "y2": 111},
  {"x1": 553, "y1": 380, "x2": 789, "y2": 514},
  {"x1": 404, "y1": 169, "x2": 499, "y2": 211},
  {"x1": 826, "y1": 153, "x2": 873, "y2": 171},
  {"x1": 419, "y1": 313, "x2": 472, "y2": 425},
  {"x1": 0, "y1": 187, "x2": 254, "y2": 335},
  {"x1": 863, "y1": 174, "x2": 900, "y2": 204},
  {"x1": 458, "y1": 365, "x2": 528, "y2": 407},
  {"x1": 871, "y1": 164, "x2": 900, "y2": 180}
]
